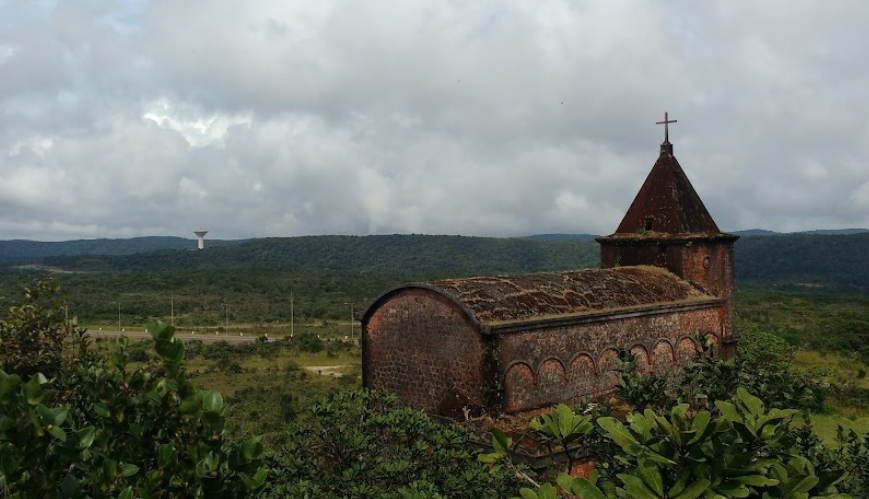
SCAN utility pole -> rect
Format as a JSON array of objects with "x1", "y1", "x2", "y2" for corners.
[
  {"x1": 344, "y1": 302, "x2": 354, "y2": 338},
  {"x1": 290, "y1": 291, "x2": 294, "y2": 337},
  {"x1": 170, "y1": 296, "x2": 174, "y2": 326},
  {"x1": 221, "y1": 303, "x2": 228, "y2": 334},
  {"x1": 118, "y1": 301, "x2": 121, "y2": 331}
]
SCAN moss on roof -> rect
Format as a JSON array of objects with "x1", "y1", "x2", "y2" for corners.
[{"x1": 428, "y1": 266, "x2": 713, "y2": 325}]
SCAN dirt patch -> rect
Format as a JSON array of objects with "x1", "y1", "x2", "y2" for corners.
[{"x1": 303, "y1": 365, "x2": 346, "y2": 377}]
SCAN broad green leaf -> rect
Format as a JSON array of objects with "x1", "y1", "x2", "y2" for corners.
[
  {"x1": 556, "y1": 404, "x2": 573, "y2": 438},
  {"x1": 148, "y1": 322, "x2": 175, "y2": 341},
  {"x1": 638, "y1": 457, "x2": 663, "y2": 497},
  {"x1": 120, "y1": 464, "x2": 139, "y2": 477},
  {"x1": 788, "y1": 476, "x2": 820, "y2": 494},
  {"x1": 103, "y1": 459, "x2": 118, "y2": 481},
  {"x1": 564, "y1": 475, "x2": 607, "y2": 499},
  {"x1": 94, "y1": 402, "x2": 111, "y2": 418},
  {"x1": 478, "y1": 453, "x2": 498, "y2": 463},
  {"x1": 626, "y1": 445, "x2": 677, "y2": 466},
  {"x1": 745, "y1": 458, "x2": 779, "y2": 472},
  {"x1": 158, "y1": 444, "x2": 176, "y2": 468},
  {"x1": 168, "y1": 341, "x2": 185, "y2": 365},
  {"x1": 556, "y1": 474, "x2": 574, "y2": 492},
  {"x1": 688, "y1": 411, "x2": 711, "y2": 444},
  {"x1": 48, "y1": 425, "x2": 66, "y2": 442},
  {"x1": 737, "y1": 388, "x2": 763, "y2": 416},
  {"x1": 491, "y1": 427, "x2": 511, "y2": 454},
  {"x1": 154, "y1": 338, "x2": 176, "y2": 359},
  {"x1": 179, "y1": 396, "x2": 200, "y2": 415},
  {"x1": 714, "y1": 401, "x2": 741, "y2": 422},
  {"x1": 201, "y1": 390, "x2": 224, "y2": 413},
  {"x1": 537, "y1": 483, "x2": 558, "y2": 499},
  {"x1": 671, "y1": 479, "x2": 711, "y2": 499},
  {"x1": 76, "y1": 427, "x2": 95, "y2": 448},
  {"x1": 118, "y1": 487, "x2": 133, "y2": 499},
  {"x1": 23, "y1": 378, "x2": 45, "y2": 406},
  {"x1": 715, "y1": 480, "x2": 750, "y2": 498},
  {"x1": 619, "y1": 474, "x2": 659, "y2": 499},
  {"x1": 519, "y1": 487, "x2": 539, "y2": 499},
  {"x1": 598, "y1": 417, "x2": 639, "y2": 447},
  {"x1": 49, "y1": 407, "x2": 68, "y2": 426},
  {"x1": 242, "y1": 437, "x2": 263, "y2": 461}
]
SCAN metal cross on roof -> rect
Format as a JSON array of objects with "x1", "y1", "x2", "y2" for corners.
[{"x1": 656, "y1": 112, "x2": 677, "y2": 144}]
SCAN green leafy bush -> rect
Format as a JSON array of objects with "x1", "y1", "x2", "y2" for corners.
[
  {"x1": 490, "y1": 389, "x2": 853, "y2": 499},
  {"x1": 0, "y1": 318, "x2": 267, "y2": 498},
  {"x1": 268, "y1": 389, "x2": 521, "y2": 498},
  {"x1": 0, "y1": 278, "x2": 74, "y2": 378},
  {"x1": 616, "y1": 335, "x2": 823, "y2": 415}
]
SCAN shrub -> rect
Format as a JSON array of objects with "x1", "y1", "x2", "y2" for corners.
[
  {"x1": 616, "y1": 334, "x2": 824, "y2": 414},
  {"x1": 0, "y1": 278, "x2": 74, "y2": 378},
  {"x1": 268, "y1": 389, "x2": 521, "y2": 498},
  {"x1": 294, "y1": 332, "x2": 324, "y2": 353},
  {"x1": 489, "y1": 389, "x2": 853, "y2": 499},
  {"x1": 738, "y1": 324, "x2": 796, "y2": 374},
  {"x1": 615, "y1": 349, "x2": 673, "y2": 413},
  {"x1": 0, "y1": 321, "x2": 267, "y2": 498}
]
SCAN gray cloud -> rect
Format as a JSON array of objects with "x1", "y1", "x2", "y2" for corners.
[{"x1": 1, "y1": 0, "x2": 868, "y2": 240}]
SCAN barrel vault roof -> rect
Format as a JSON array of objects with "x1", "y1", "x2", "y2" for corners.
[{"x1": 425, "y1": 265, "x2": 714, "y2": 325}]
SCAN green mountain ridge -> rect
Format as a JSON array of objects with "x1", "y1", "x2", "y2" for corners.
[
  {"x1": 2, "y1": 232, "x2": 868, "y2": 293},
  {"x1": 0, "y1": 236, "x2": 241, "y2": 266},
  {"x1": 29, "y1": 235, "x2": 601, "y2": 278}
]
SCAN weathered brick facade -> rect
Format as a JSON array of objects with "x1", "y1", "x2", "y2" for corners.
[
  {"x1": 363, "y1": 289, "x2": 488, "y2": 416},
  {"x1": 362, "y1": 137, "x2": 738, "y2": 417},
  {"x1": 496, "y1": 304, "x2": 723, "y2": 412},
  {"x1": 362, "y1": 267, "x2": 729, "y2": 416}
]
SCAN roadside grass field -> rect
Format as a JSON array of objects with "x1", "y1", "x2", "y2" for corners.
[
  {"x1": 85, "y1": 320, "x2": 360, "y2": 342},
  {"x1": 183, "y1": 344, "x2": 363, "y2": 447}
]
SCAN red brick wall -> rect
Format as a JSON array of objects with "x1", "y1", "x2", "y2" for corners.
[
  {"x1": 363, "y1": 289, "x2": 487, "y2": 416},
  {"x1": 497, "y1": 305, "x2": 723, "y2": 412},
  {"x1": 600, "y1": 239, "x2": 737, "y2": 357}
]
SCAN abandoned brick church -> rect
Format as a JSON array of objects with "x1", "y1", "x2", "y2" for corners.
[{"x1": 361, "y1": 121, "x2": 738, "y2": 418}]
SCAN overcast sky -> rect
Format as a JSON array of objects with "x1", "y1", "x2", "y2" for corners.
[{"x1": 1, "y1": 1, "x2": 868, "y2": 241}]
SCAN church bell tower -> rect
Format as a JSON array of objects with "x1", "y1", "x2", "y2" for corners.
[{"x1": 596, "y1": 113, "x2": 740, "y2": 357}]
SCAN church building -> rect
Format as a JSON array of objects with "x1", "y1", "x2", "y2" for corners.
[{"x1": 361, "y1": 116, "x2": 739, "y2": 418}]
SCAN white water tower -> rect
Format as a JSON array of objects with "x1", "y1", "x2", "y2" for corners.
[{"x1": 194, "y1": 230, "x2": 208, "y2": 250}]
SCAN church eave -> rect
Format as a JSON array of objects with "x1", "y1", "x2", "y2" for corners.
[
  {"x1": 596, "y1": 232, "x2": 740, "y2": 245},
  {"x1": 482, "y1": 297, "x2": 725, "y2": 335}
]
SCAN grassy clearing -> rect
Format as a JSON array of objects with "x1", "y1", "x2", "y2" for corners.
[
  {"x1": 794, "y1": 350, "x2": 869, "y2": 389},
  {"x1": 790, "y1": 349, "x2": 869, "y2": 444},
  {"x1": 807, "y1": 413, "x2": 869, "y2": 445}
]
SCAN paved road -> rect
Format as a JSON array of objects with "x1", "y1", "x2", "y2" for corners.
[{"x1": 89, "y1": 329, "x2": 257, "y2": 343}]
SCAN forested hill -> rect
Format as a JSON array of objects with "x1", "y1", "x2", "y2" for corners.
[
  {"x1": 30, "y1": 235, "x2": 601, "y2": 278},
  {"x1": 4, "y1": 232, "x2": 869, "y2": 292},
  {"x1": 734, "y1": 232, "x2": 869, "y2": 291},
  {"x1": 0, "y1": 236, "x2": 240, "y2": 266}
]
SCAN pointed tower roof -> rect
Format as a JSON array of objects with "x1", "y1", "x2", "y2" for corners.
[{"x1": 613, "y1": 142, "x2": 721, "y2": 235}]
